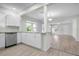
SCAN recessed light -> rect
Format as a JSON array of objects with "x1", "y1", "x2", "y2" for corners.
[
  {"x1": 12, "y1": 8, "x2": 16, "y2": 10},
  {"x1": 48, "y1": 18, "x2": 52, "y2": 21}
]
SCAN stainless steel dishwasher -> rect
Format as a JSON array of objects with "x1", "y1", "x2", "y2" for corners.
[{"x1": 5, "y1": 32, "x2": 17, "y2": 48}]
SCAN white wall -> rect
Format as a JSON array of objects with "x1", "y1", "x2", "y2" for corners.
[
  {"x1": 56, "y1": 23, "x2": 72, "y2": 35},
  {"x1": 51, "y1": 23, "x2": 72, "y2": 35},
  {"x1": 51, "y1": 19, "x2": 73, "y2": 36},
  {"x1": 77, "y1": 18, "x2": 79, "y2": 41},
  {"x1": 50, "y1": 16, "x2": 79, "y2": 41},
  {"x1": 73, "y1": 17, "x2": 79, "y2": 41},
  {"x1": 36, "y1": 23, "x2": 42, "y2": 32},
  {"x1": 72, "y1": 19, "x2": 77, "y2": 40}
]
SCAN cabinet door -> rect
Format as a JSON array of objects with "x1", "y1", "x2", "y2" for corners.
[
  {"x1": 31, "y1": 33, "x2": 41, "y2": 49},
  {"x1": 25, "y1": 33, "x2": 35, "y2": 46},
  {"x1": 0, "y1": 33, "x2": 5, "y2": 48},
  {"x1": 0, "y1": 14, "x2": 5, "y2": 27},
  {"x1": 22, "y1": 33, "x2": 34, "y2": 45},
  {"x1": 22, "y1": 33, "x2": 27, "y2": 44},
  {"x1": 6, "y1": 15, "x2": 20, "y2": 26},
  {"x1": 17, "y1": 33, "x2": 22, "y2": 43},
  {"x1": 22, "y1": 33, "x2": 41, "y2": 49}
]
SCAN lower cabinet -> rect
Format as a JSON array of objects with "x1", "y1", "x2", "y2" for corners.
[
  {"x1": 22, "y1": 33, "x2": 42, "y2": 49},
  {"x1": 0, "y1": 33, "x2": 5, "y2": 48},
  {"x1": 17, "y1": 33, "x2": 22, "y2": 43},
  {"x1": 33, "y1": 33, "x2": 42, "y2": 49}
]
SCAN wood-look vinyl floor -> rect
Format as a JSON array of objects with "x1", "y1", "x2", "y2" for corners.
[
  {"x1": 0, "y1": 35, "x2": 79, "y2": 56},
  {"x1": 51, "y1": 35, "x2": 79, "y2": 56},
  {"x1": 0, "y1": 44, "x2": 74, "y2": 56}
]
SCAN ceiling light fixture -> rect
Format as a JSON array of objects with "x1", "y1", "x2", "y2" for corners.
[
  {"x1": 48, "y1": 18, "x2": 53, "y2": 21},
  {"x1": 12, "y1": 8, "x2": 16, "y2": 10}
]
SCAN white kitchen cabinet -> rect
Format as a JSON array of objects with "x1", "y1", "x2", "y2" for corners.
[
  {"x1": 0, "y1": 33, "x2": 5, "y2": 48},
  {"x1": 21, "y1": 33, "x2": 27, "y2": 44},
  {"x1": 6, "y1": 15, "x2": 21, "y2": 26},
  {"x1": 22, "y1": 33, "x2": 34, "y2": 45},
  {"x1": 17, "y1": 33, "x2": 22, "y2": 43},
  {"x1": 32, "y1": 33, "x2": 42, "y2": 49},
  {"x1": 22, "y1": 33, "x2": 42, "y2": 49},
  {"x1": 0, "y1": 14, "x2": 5, "y2": 27}
]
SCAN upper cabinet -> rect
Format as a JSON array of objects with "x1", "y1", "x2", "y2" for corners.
[
  {"x1": 0, "y1": 13, "x2": 5, "y2": 27},
  {"x1": 6, "y1": 14, "x2": 21, "y2": 27}
]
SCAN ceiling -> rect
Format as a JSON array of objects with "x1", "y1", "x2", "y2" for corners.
[
  {"x1": 48, "y1": 3, "x2": 79, "y2": 18},
  {"x1": 0, "y1": 3, "x2": 35, "y2": 14},
  {"x1": 48, "y1": 3, "x2": 79, "y2": 23},
  {"x1": 23, "y1": 7, "x2": 44, "y2": 20},
  {"x1": 0, "y1": 3, "x2": 79, "y2": 23},
  {"x1": 24, "y1": 3, "x2": 79, "y2": 23}
]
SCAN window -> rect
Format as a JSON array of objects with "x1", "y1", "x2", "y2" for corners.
[
  {"x1": 26, "y1": 22, "x2": 33, "y2": 32},
  {"x1": 26, "y1": 21, "x2": 37, "y2": 32}
]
